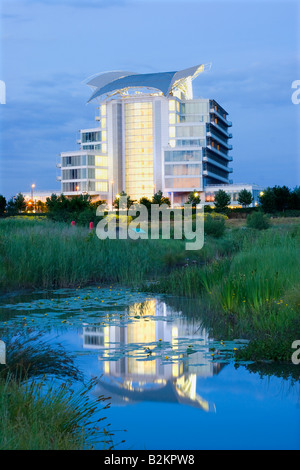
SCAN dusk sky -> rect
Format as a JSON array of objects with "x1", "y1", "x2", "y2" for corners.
[{"x1": 0, "y1": 0, "x2": 299, "y2": 199}]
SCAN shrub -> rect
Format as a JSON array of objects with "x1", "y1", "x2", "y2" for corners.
[
  {"x1": 246, "y1": 211, "x2": 270, "y2": 230},
  {"x1": 204, "y1": 214, "x2": 226, "y2": 238}
]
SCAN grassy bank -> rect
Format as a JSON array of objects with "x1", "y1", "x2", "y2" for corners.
[
  {"x1": 0, "y1": 376, "x2": 110, "y2": 450},
  {"x1": 153, "y1": 227, "x2": 300, "y2": 361},
  {"x1": 0, "y1": 217, "x2": 233, "y2": 290},
  {"x1": 0, "y1": 216, "x2": 299, "y2": 362},
  {"x1": 0, "y1": 330, "x2": 112, "y2": 450}
]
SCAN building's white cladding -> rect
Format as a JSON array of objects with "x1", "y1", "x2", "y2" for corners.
[{"x1": 59, "y1": 65, "x2": 234, "y2": 206}]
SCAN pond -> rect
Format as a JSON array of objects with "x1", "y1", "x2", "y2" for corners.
[{"x1": 0, "y1": 286, "x2": 299, "y2": 450}]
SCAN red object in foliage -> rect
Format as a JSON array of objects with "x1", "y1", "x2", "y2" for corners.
[
  {"x1": 89, "y1": 222, "x2": 94, "y2": 230},
  {"x1": 71, "y1": 221, "x2": 76, "y2": 226}
]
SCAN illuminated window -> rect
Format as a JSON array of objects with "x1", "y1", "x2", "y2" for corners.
[
  {"x1": 95, "y1": 155, "x2": 108, "y2": 167},
  {"x1": 169, "y1": 113, "x2": 176, "y2": 124},
  {"x1": 169, "y1": 127, "x2": 175, "y2": 138},
  {"x1": 102, "y1": 143, "x2": 107, "y2": 153},
  {"x1": 95, "y1": 182, "x2": 108, "y2": 192},
  {"x1": 169, "y1": 100, "x2": 176, "y2": 111},
  {"x1": 124, "y1": 101, "x2": 154, "y2": 200},
  {"x1": 102, "y1": 131, "x2": 107, "y2": 142},
  {"x1": 95, "y1": 168, "x2": 108, "y2": 179},
  {"x1": 101, "y1": 104, "x2": 106, "y2": 116},
  {"x1": 169, "y1": 140, "x2": 176, "y2": 148},
  {"x1": 101, "y1": 117, "x2": 107, "y2": 129}
]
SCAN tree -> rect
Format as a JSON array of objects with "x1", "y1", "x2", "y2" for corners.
[
  {"x1": 214, "y1": 189, "x2": 231, "y2": 212},
  {"x1": 259, "y1": 186, "x2": 291, "y2": 213},
  {"x1": 113, "y1": 191, "x2": 136, "y2": 210},
  {"x1": 152, "y1": 190, "x2": 171, "y2": 207},
  {"x1": 7, "y1": 193, "x2": 27, "y2": 214},
  {"x1": 289, "y1": 187, "x2": 300, "y2": 210},
  {"x1": 15, "y1": 193, "x2": 27, "y2": 212},
  {"x1": 186, "y1": 190, "x2": 201, "y2": 207},
  {"x1": 259, "y1": 187, "x2": 276, "y2": 213},
  {"x1": 35, "y1": 200, "x2": 47, "y2": 212},
  {"x1": 237, "y1": 189, "x2": 253, "y2": 208},
  {"x1": 0, "y1": 195, "x2": 6, "y2": 216},
  {"x1": 138, "y1": 197, "x2": 152, "y2": 212},
  {"x1": 272, "y1": 185, "x2": 291, "y2": 212}
]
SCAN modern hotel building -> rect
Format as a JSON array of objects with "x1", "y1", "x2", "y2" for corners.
[{"x1": 58, "y1": 64, "x2": 237, "y2": 206}]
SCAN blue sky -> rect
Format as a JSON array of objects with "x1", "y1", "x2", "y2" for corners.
[{"x1": 0, "y1": 0, "x2": 299, "y2": 199}]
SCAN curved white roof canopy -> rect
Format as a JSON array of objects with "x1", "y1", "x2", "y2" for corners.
[{"x1": 86, "y1": 64, "x2": 211, "y2": 102}]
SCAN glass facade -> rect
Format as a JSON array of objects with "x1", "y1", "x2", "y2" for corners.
[
  {"x1": 165, "y1": 164, "x2": 201, "y2": 176},
  {"x1": 81, "y1": 131, "x2": 101, "y2": 143},
  {"x1": 62, "y1": 155, "x2": 86, "y2": 167},
  {"x1": 165, "y1": 177, "x2": 201, "y2": 189},
  {"x1": 176, "y1": 139, "x2": 205, "y2": 147},
  {"x1": 125, "y1": 101, "x2": 154, "y2": 200},
  {"x1": 60, "y1": 91, "x2": 232, "y2": 199},
  {"x1": 176, "y1": 125, "x2": 206, "y2": 138},
  {"x1": 164, "y1": 150, "x2": 202, "y2": 162}
]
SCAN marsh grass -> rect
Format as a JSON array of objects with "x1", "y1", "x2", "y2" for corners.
[
  {"x1": 0, "y1": 329, "x2": 82, "y2": 381},
  {"x1": 0, "y1": 376, "x2": 112, "y2": 450},
  {"x1": 0, "y1": 217, "x2": 236, "y2": 292}
]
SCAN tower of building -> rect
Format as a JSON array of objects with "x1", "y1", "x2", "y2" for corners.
[{"x1": 59, "y1": 64, "x2": 233, "y2": 206}]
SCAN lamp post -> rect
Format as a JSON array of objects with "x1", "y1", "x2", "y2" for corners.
[
  {"x1": 76, "y1": 185, "x2": 79, "y2": 195},
  {"x1": 31, "y1": 184, "x2": 35, "y2": 200}
]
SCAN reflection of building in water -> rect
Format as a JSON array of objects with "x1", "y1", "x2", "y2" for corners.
[
  {"x1": 83, "y1": 326, "x2": 105, "y2": 348},
  {"x1": 82, "y1": 299, "x2": 221, "y2": 411}
]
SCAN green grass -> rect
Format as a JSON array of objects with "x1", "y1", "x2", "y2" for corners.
[
  {"x1": 0, "y1": 217, "x2": 234, "y2": 291},
  {"x1": 0, "y1": 376, "x2": 111, "y2": 450}
]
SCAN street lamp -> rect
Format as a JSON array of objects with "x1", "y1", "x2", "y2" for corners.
[
  {"x1": 260, "y1": 191, "x2": 264, "y2": 197},
  {"x1": 31, "y1": 184, "x2": 35, "y2": 200},
  {"x1": 76, "y1": 185, "x2": 79, "y2": 195}
]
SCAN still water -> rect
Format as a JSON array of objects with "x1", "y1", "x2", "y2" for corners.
[{"x1": 0, "y1": 286, "x2": 299, "y2": 450}]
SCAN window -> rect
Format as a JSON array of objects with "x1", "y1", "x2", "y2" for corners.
[
  {"x1": 95, "y1": 168, "x2": 108, "y2": 180},
  {"x1": 88, "y1": 155, "x2": 95, "y2": 166},
  {"x1": 176, "y1": 125, "x2": 205, "y2": 138},
  {"x1": 101, "y1": 104, "x2": 106, "y2": 116},
  {"x1": 95, "y1": 155, "x2": 108, "y2": 167},
  {"x1": 95, "y1": 182, "x2": 108, "y2": 192},
  {"x1": 164, "y1": 150, "x2": 202, "y2": 162},
  {"x1": 169, "y1": 127, "x2": 175, "y2": 138},
  {"x1": 169, "y1": 100, "x2": 176, "y2": 111},
  {"x1": 81, "y1": 131, "x2": 101, "y2": 143},
  {"x1": 169, "y1": 113, "x2": 176, "y2": 124}
]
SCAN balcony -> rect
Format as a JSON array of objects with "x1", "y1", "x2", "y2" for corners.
[
  {"x1": 206, "y1": 145, "x2": 232, "y2": 160},
  {"x1": 210, "y1": 121, "x2": 232, "y2": 139},
  {"x1": 207, "y1": 132, "x2": 233, "y2": 150},
  {"x1": 209, "y1": 108, "x2": 232, "y2": 127},
  {"x1": 202, "y1": 155, "x2": 228, "y2": 171},
  {"x1": 203, "y1": 170, "x2": 229, "y2": 184}
]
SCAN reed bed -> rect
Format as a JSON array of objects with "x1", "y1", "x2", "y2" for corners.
[{"x1": 0, "y1": 376, "x2": 111, "y2": 450}]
